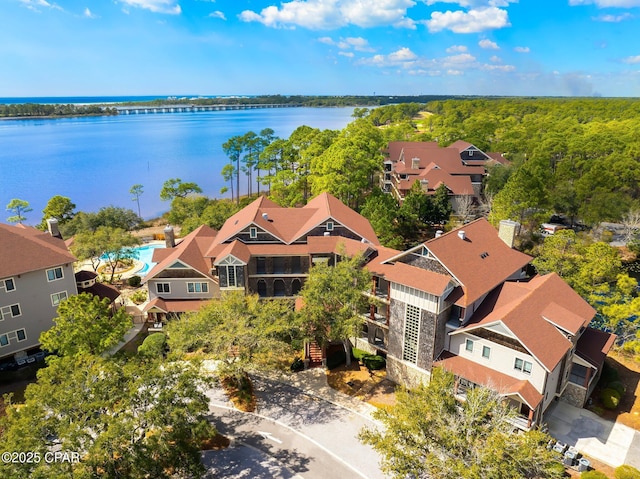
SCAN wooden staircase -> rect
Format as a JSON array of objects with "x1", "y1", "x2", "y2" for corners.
[{"x1": 307, "y1": 342, "x2": 324, "y2": 366}]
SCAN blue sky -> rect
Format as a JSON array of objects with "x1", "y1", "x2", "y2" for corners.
[{"x1": 2, "y1": 0, "x2": 640, "y2": 97}]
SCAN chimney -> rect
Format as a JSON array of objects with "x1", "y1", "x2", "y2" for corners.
[
  {"x1": 262, "y1": 212, "x2": 269, "y2": 221},
  {"x1": 435, "y1": 230, "x2": 443, "y2": 238},
  {"x1": 420, "y1": 179, "x2": 429, "y2": 193},
  {"x1": 498, "y1": 220, "x2": 520, "y2": 248},
  {"x1": 457, "y1": 230, "x2": 466, "y2": 240},
  {"x1": 47, "y1": 218, "x2": 62, "y2": 239},
  {"x1": 411, "y1": 157, "x2": 420, "y2": 170},
  {"x1": 164, "y1": 225, "x2": 176, "y2": 248}
]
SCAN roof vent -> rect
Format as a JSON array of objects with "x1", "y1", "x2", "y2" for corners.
[
  {"x1": 458, "y1": 230, "x2": 466, "y2": 240},
  {"x1": 262, "y1": 212, "x2": 268, "y2": 220},
  {"x1": 435, "y1": 230, "x2": 443, "y2": 238}
]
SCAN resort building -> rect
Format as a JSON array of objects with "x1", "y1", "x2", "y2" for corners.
[
  {"x1": 140, "y1": 192, "x2": 615, "y2": 428},
  {"x1": 381, "y1": 140, "x2": 507, "y2": 214},
  {"x1": 0, "y1": 222, "x2": 78, "y2": 363}
]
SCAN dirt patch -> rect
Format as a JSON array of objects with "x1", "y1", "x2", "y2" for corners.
[
  {"x1": 326, "y1": 362, "x2": 396, "y2": 408},
  {"x1": 221, "y1": 374, "x2": 257, "y2": 412},
  {"x1": 593, "y1": 351, "x2": 640, "y2": 430},
  {"x1": 201, "y1": 433, "x2": 231, "y2": 450}
]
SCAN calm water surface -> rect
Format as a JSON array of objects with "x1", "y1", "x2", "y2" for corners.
[{"x1": 0, "y1": 107, "x2": 355, "y2": 221}]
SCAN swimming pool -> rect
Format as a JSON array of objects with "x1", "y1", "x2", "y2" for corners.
[{"x1": 100, "y1": 243, "x2": 164, "y2": 277}]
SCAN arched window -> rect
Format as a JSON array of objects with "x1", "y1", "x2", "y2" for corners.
[
  {"x1": 273, "y1": 279, "x2": 286, "y2": 297},
  {"x1": 257, "y1": 280, "x2": 267, "y2": 297},
  {"x1": 291, "y1": 278, "x2": 302, "y2": 295}
]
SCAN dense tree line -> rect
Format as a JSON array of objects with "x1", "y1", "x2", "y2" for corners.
[{"x1": 0, "y1": 103, "x2": 117, "y2": 118}]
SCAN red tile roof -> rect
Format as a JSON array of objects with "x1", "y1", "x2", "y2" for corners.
[
  {"x1": 397, "y1": 167, "x2": 475, "y2": 196},
  {"x1": 425, "y1": 218, "x2": 532, "y2": 306},
  {"x1": 458, "y1": 274, "x2": 596, "y2": 371},
  {"x1": 0, "y1": 223, "x2": 76, "y2": 278},
  {"x1": 143, "y1": 297, "x2": 208, "y2": 313},
  {"x1": 436, "y1": 353, "x2": 543, "y2": 409},
  {"x1": 143, "y1": 225, "x2": 217, "y2": 283}
]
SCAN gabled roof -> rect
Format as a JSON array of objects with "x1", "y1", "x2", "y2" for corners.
[
  {"x1": 436, "y1": 353, "x2": 543, "y2": 409},
  {"x1": 398, "y1": 167, "x2": 475, "y2": 196},
  {"x1": 393, "y1": 146, "x2": 485, "y2": 176},
  {"x1": 424, "y1": 219, "x2": 532, "y2": 307},
  {"x1": 386, "y1": 141, "x2": 440, "y2": 159},
  {"x1": 458, "y1": 274, "x2": 596, "y2": 371},
  {"x1": 206, "y1": 192, "x2": 379, "y2": 252},
  {"x1": 0, "y1": 223, "x2": 77, "y2": 278},
  {"x1": 78, "y1": 282, "x2": 121, "y2": 303},
  {"x1": 143, "y1": 297, "x2": 208, "y2": 314},
  {"x1": 143, "y1": 225, "x2": 217, "y2": 282},
  {"x1": 366, "y1": 245, "x2": 452, "y2": 297}
]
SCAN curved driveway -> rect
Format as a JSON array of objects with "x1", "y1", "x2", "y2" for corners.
[{"x1": 203, "y1": 371, "x2": 387, "y2": 479}]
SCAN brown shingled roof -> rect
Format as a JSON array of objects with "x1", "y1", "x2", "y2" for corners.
[
  {"x1": 143, "y1": 297, "x2": 208, "y2": 313},
  {"x1": 436, "y1": 353, "x2": 543, "y2": 409},
  {"x1": 143, "y1": 225, "x2": 217, "y2": 283},
  {"x1": 425, "y1": 218, "x2": 532, "y2": 307},
  {"x1": 576, "y1": 327, "x2": 616, "y2": 370},
  {"x1": 0, "y1": 223, "x2": 77, "y2": 278},
  {"x1": 459, "y1": 274, "x2": 596, "y2": 371}
]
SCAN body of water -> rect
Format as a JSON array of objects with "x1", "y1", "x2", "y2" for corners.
[{"x1": 0, "y1": 107, "x2": 355, "y2": 222}]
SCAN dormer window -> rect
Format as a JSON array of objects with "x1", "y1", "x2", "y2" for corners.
[
  {"x1": 411, "y1": 158, "x2": 420, "y2": 169},
  {"x1": 250, "y1": 227, "x2": 257, "y2": 239},
  {"x1": 326, "y1": 221, "x2": 334, "y2": 231}
]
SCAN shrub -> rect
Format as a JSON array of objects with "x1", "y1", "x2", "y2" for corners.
[
  {"x1": 290, "y1": 357, "x2": 304, "y2": 372},
  {"x1": 581, "y1": 471, "x2": 608, "y2": 479},
  {"x1": 600, "y1": 388, "x2": 621, "y2": 410},
  {"x1": 127, "y1": 275, "x2": 142, "y2": 287},
  {"x1": 363, "y1": 355, "x2": 386, "y2": 371},
  {"x1": 615, "y1": 465, "x2": 640, "y2": 479},
  {"x1": 352, "y1": 348, "x2": 369, "y2": 362},
  {"x1": 608, "y1": 380, "x2": 626, "y2": 397},
  {"x1": 138, "y1": 333, "x2": 166, "y2": 358},
  {"x1": 130, "y1": 289, "x2": 147, "y2": 305}
]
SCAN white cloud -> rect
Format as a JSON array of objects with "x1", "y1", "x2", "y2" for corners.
[
  {"x1": 446, "y1": 45, "x2": 468, "y2": 53},
  {"x1": 489, "y1": 55, "x2": 501, "y2": 62},
  {"x1": 514, "y1": 46, "x2": 530, "y2": 53},
  {"x1": 358, "y1": 47, "x2": 419, "y2": 67},
  {"x1": 447, "y1": 69, "x2": 464, "y2": 75},
  {"x1": 444, "y1": 53, "x2": 476, "y2": 64},
  {"x1": 479, "y1": 39, "x2": 499, "y2": 49},
  {"x1": 593, "y1": 13, "x2": 633, "y2": 22},
  {"x1": 339, "y1": 51, "x2": 355, "y2": 57},
  {"x1": 569, "y1": 0, "x2": 640, "y2": 6},
  {"x1": 84, "y1": 7, "x2": 97, "y2": 18},
  {"x1": 425, "y1": 7, "x2": 510, "y2": 33},
  {"x1": 318, "y1": 36, "x2": 374, "y2": 51},
  {"x1": 239, "y1": 0, "x2": 416, "y2": 30},
  {"x1": 118, "y1": 0, "x2": 181, "y2": 14},
  {"x1": 19, "y1": 0, "x2": 62, "y2": 11},
  {"x1": 482, "y1": 63, "x2": 515, "y2": 71},
  {"x1": 622, "y1": 55, "x2": 640, "y2": 64},
  {"x1": 425, "y1": 0, "x2": 515, "y2": 6},
  {"x1": 209, "y1": 10, "x2": 226, "y2": 19}
]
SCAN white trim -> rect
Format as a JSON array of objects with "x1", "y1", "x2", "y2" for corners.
[
  {"x1": 46, "y1": 266, "x2": 64, "y2": 282},
  {"x1": 156, "y1": 282, "x2": 171, "y2": 294},
  {"x1": 51, "y1": 291, "x2": 68, "y2": 306},
  {"x1": 2, "y1": 278, "x2": 16, "y2": 292},
  {"x1": 186, "y1": 282, "x2": 209, "y2": 294}
]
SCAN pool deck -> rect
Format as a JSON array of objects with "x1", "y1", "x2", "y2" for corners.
[{"x1": 76, "y1": 241, "x2": 165, "y2": 279}]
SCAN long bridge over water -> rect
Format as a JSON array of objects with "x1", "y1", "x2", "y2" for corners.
[{"x1": 114, "y1": 103, "x2": 301, "y2": 115}]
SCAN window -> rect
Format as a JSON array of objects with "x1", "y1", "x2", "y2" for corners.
[
  {"x1": 220, "y1": 265, "x2": 243, "y2": 288},
  {"x1": 482, "y1": 346, "x2": 491, "y2": 359},
  {"x1": 326, "y1": 221, "x2": 334, "y2": 231},
  {"x1": 51, "y1": 291, "x2": 68, "y2": 306},
  {"x1": 16, "y1": 329, "x2": 26, "y2": 342},
  {"x1": 46, "y1": 267, "x2": 64, "y2": 282},
  {"x1": 5, "y1": 304, "x2": 22, "y2": 318},
  {"x1": 0, "y1": 335, "x2": 7, "y2": 347},
  {"x1": 257, "y1": 280, "x2": 267, "y2": 297},
  {"x1": 3, "y1": 278, "x2": 15, "y2": 292},
  {"x1": 465, "y1": 339, "x2": 474, "y2": 352},
  {"x1": 249, "y1": 227, "x2": 257, "y2": 239},
  {"x1": 273, "y1": 279, "x2": 286, "y2": 297},
  {"x1": 403, "y1": 304, "x2": 421, "y2": 363},
  {"x1": 515, "y1": 358, "x2": 532, "y2": 374},
  {"x1": 156, "y1": 283, "x2": 170, "y2": 294},
  {"x1": 256, "y1": 257, "x2": 266, "y2": 274},
  {"x1": 187, "y1": 282, "x2": 208, "y2": 293}
]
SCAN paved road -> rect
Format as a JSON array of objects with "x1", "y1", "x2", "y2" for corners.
[{"x1": 203, "y1": 375, "x2": 387, "y2": 479}]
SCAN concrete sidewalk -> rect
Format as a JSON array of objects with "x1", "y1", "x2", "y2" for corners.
[{"x1": 546, "y1": 400, "x2": 640, "y2": 469}]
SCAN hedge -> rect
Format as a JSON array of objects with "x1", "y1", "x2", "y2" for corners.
[
  {"x1": 607, "y1": 380, "x2": 626, "y2": 397},
  {"x1": 363, "y1": 355, "x2": 386, "y2": 371},
  {"x1": 138, "y1": 333, "x2": 167, "y2": 358},
  {"x1": 581, "y1": 471, "x2": 608, "y2": 479},
  {"x1": 600, "y1": 388, "x2": 621, "y2": 410},
  {"x1": 615, "y1": 465, "x2": 640, "y2": 479}
]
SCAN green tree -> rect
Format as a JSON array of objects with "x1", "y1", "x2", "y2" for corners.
[
  {"x1": 360, "y1": 368, "x2": 564, "y2": 479},
  {"x1": 160, "y1": 178, "x2": 202, "y2": 201},
  {"x1": 0, "y1": 355, "x2": 213, "y2": 479},
  {"x1": 166, "y1": 292, "x2": 299, "y2": 381},
  {"x1": 38, "y1": 195, "x2": 76, "y2": 230},
  {"x1": 222, "y1": 136, "x2": 244, "y2": 204},
  {"x1": 129, "y1": 184, "x2": 144, "y2": 218},
  {"x1": 298, "y1": 251, "x2": 371, "y2": 366},
  {"x1": 6, "y1": 198, "x2": 32, "y2": 224},
  {"x1": 40, "y1": 293, "x2": 132, "y2": 356},
  {"x1": 360, "y1": 188, "x2": 404, "y2": 249},
  {"x1": 71, "y1": 226, "x2": 140, "y2": 282}
]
